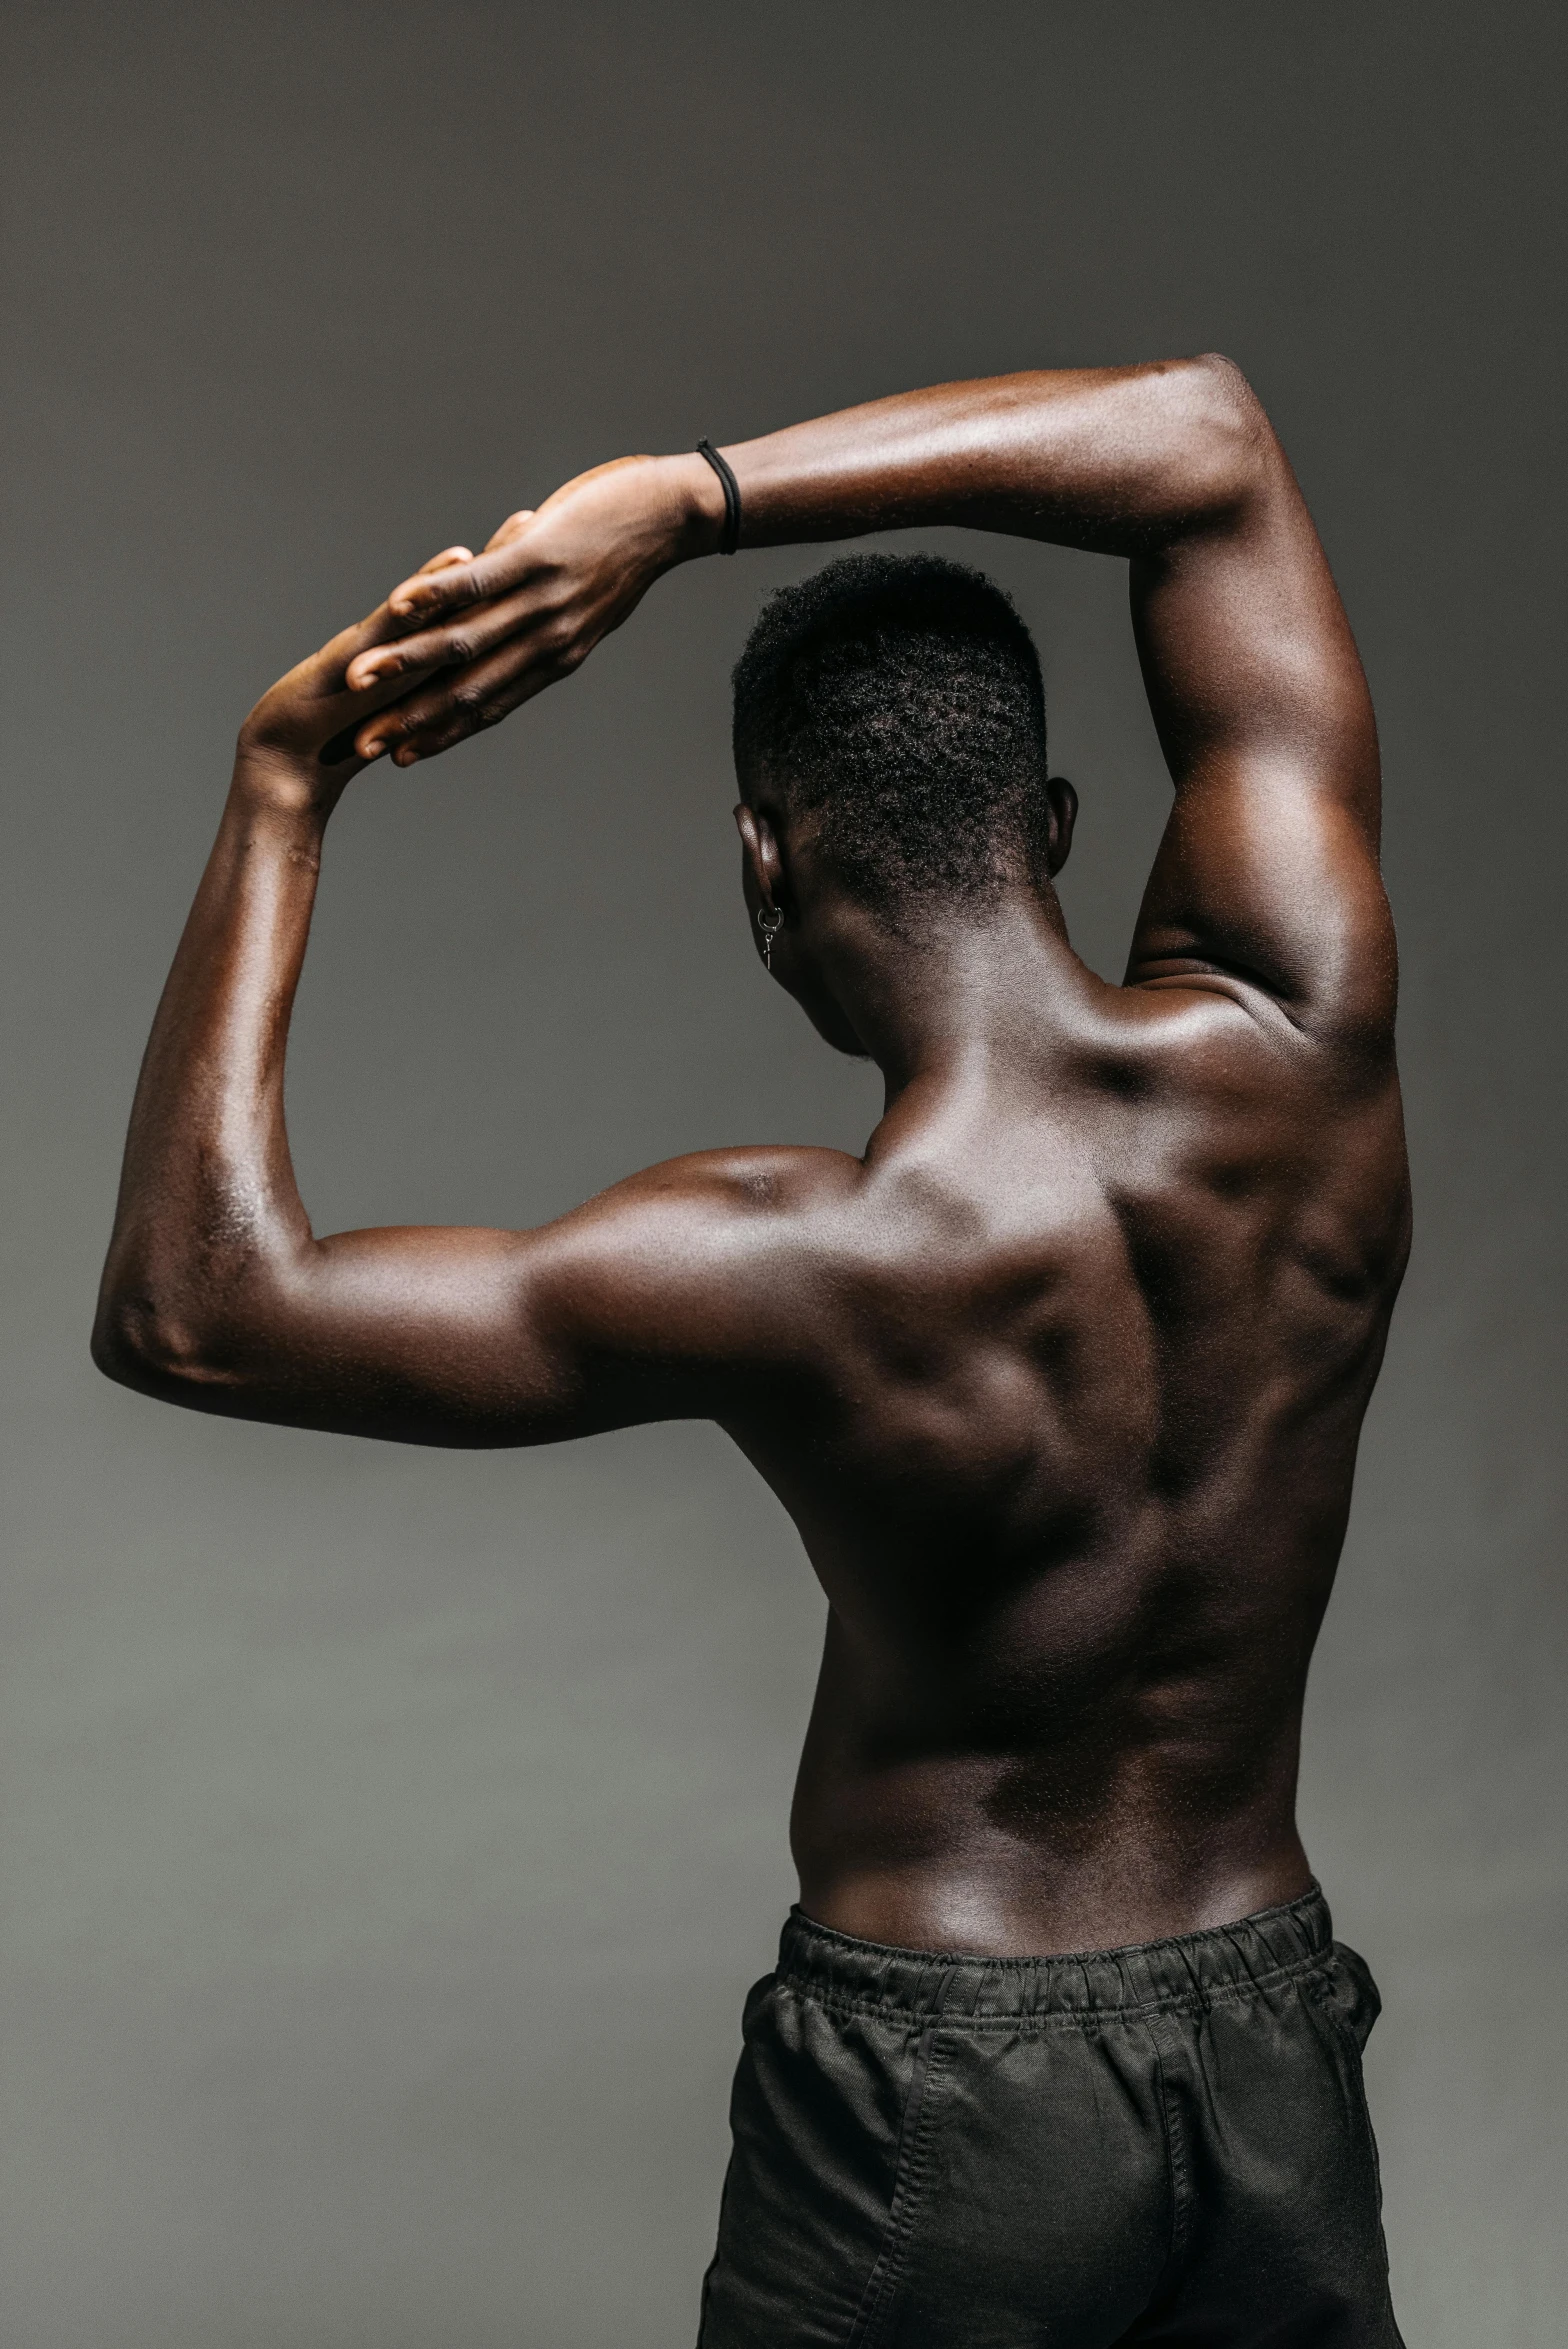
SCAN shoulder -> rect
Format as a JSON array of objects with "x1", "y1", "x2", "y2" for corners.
[
  {"x1": 1083, "y1": 967, "x2": 1408, "y2": 1264},
  {"x1": 521, "y1": 1143, "x2": 884, "y2": 1424},
  {"x1": 565, "y1": 1143, "x2": 864, "y2": 1231},
  {"x1": 1084, "y1": 968, "x2": 1403, "y2": 1166},
  {"x1": 516, "y1": 1144, "x2": 867, "y2": 1340}
]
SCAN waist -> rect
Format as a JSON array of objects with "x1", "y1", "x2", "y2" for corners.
[
  {"x1": 777, "y1": 1880, "x2": 1335, "y2": 2018},
  {"x1": 790, "y1": 1700, "x2": 1311, "y2": 1954}
]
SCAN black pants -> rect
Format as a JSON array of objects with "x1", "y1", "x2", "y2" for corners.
[{"x1": 699, "y1": 1886, "x2": 1402, "y2": 2347}]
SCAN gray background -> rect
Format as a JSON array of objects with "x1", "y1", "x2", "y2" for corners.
[{"x1": 4, "y1": 4, "x2": 1563, "y2": 2343}]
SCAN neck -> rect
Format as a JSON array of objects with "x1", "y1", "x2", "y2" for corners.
[{"x1": 808, "y1": 882, "x2": 1091, "y2": 1101}]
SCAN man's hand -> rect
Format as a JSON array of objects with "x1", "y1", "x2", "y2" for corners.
[
  {"x1": 234, "y1": 546, "x2": 476, "y2": 811},
  {"x1": 341, "y1": 451, "x2": 725, "y2": 767}
]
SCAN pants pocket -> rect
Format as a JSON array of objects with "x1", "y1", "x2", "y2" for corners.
[
  {"x1": 846, "y1": 2022, "x2": 950, "y2": 2347},
  {"x1": 1323, "y1": 1942, "x2": 1383, "y2": 2055},
  {"x1": 700, "y1": 1988, "x2": 945, "y2": 2349}
]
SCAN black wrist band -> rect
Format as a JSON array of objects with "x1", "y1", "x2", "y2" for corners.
[{"x1": 695, "y1": 438, "x2": 742, "y2": 555}]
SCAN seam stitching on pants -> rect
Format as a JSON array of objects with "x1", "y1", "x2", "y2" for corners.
[
  {"x1": 852, "y1": 2037, "x2": 952, "y2": 2349},
  {"x1": 1147, "y1": 2010, "x2": 1194, "y2": 2268},
  {"x1": 1306, "y1": 1972, "x2": 1385, "y2": 2192},
  {"x1": 844, "y1": 1969, "x2": 955, "y2": 2349}
]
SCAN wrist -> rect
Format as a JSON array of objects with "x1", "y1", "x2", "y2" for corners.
[
  {"x1": 228, "y1": 745, "x2": 339, "y2": 832},
  {"x1": 652, "y1": 449, "x2": 730, "y2": 563}
]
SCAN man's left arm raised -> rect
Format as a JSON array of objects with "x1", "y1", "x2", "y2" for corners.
[{"x1": 92, "y1": 583, "x2": 832, "y2": 1447}]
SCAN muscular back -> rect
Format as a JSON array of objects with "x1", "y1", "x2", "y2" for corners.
[
  {"x1": 94, "y1": 356, "x2": 1407, "y2": 1954},
  {"x1": 724, "y1": 973, "x2": 1408, "y2": 1949}
]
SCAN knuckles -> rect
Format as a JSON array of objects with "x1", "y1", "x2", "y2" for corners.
[
  {"x1": 538, "y1": 613, "x2": 580, "y2": 659},
  {"x1": 447, "y1": 684, "x2": 511, "y2": 733},
  {"x1": 392, "y1": 597, "x2": 594, "y2": 749}
]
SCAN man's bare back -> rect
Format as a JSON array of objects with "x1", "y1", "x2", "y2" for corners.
[
  {"x1": 747, "y1": 945, "x2": 1406, "y2": 1959},
  {"x1": 93, "y1": 356, "x2": 1407, "y2": 1965}
]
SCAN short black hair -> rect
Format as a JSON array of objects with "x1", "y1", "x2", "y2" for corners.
[{"x1": 731, "y1": 552, "x2": 1048, "y2": 916}]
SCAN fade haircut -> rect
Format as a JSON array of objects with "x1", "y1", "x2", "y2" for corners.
[{"x1": 731, "y1": 553, "x2": 1049, "y2": 916}]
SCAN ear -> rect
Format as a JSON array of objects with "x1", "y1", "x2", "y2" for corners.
[
  {"x1": 1042, "y1": 776, "x2": 1079, "y2": 878},
  {"x1": 734, "y1": 803, "x2": 787, "y2": 913}
]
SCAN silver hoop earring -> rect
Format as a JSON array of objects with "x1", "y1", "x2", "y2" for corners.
[{"x1": 757, "y1": 905, "x2": 784, "y2": 971}]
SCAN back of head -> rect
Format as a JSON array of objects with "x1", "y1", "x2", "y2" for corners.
[{"x1": 732, "y1": 553, "x2": 1049, "y2": 920}]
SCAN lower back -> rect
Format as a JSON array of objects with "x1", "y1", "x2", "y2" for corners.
[
  {"x1": 791, "y1": 1725, "x2": 1318, "y2": 1959},
  {"x1": 786, "y1": 1554, "x2": 1322, "y2": 1955}
]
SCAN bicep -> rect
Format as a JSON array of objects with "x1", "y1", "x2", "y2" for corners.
[
  {"x1": 1126, "y1": 419, "x2": 1394, "y2": 1041},
  {"x1": 175, "y1": 1167, "x2": 800, "y2": 1448},
  {"x1": 156, "y1": 1223, "x2": 583, "y2": 1446}
]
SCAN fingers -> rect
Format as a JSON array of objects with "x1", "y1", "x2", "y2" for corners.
[
  {"x1": 316, "y1": 649, "x2": 454, "y2": 767},
  {"x1": 345, "y1": 516, "x2": 552, "y2": 693},
  {"x1": 245, "y1": 547, "x2": 492, "y2": 775},
  {"x1": 346, "y1": 582, "x2": 547, "y2": 692},
  {"x1": 385, "y1": 512, "x2": 537, "y2": 624},
  {"x1": 344, "y1": 524, "x2": 544, "y2": 694},
  {"x1": 352, "y1": 632, "x2": 579, "y2": 766},
  {"x1": 320, "y1": 551, "x2": 479, "y2": 685},
  {"x1": 321, "y1": 518, "x2": 565, "y2": 766}
]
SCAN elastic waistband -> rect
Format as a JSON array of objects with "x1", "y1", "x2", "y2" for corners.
[{"x1": 775, "y1": 1884, "x2": 1334, "y2": 2020}]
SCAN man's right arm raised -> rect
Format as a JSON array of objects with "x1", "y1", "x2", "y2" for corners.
[{"x1": 349, "y1": 358, "x2": 1390, "y2": 1044}]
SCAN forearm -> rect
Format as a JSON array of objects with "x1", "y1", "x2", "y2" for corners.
[
  {"x1": 93, "y1": 762, "x2": 323, "y2": 1393},
  {"x1": 343, "y1": 358, "x2": 1277, "y2": 768},
  {"x1": 716, "y1": 357, "x2": 1268, "y2": 558}
]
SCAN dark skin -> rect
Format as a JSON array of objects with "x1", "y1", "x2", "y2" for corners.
[{"x1": 94, "y1": 358, "x2": 1409, "y2": 1956}]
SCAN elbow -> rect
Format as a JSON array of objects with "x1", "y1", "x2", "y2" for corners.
[
  {"x1": 90, "y1": 1284, "x2": 231, "y2": 1401},
  {"x1": 1187, "y1": 350, "x2": 1265, "y2": 430},
  {"x1": 1162, "y1": 352, "x2": 1276, "y2": 511},
  {"x1": 1189, "y1": 349, "x2": 1256, "y2": 402}
]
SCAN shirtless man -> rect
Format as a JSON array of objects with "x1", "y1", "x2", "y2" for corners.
[{"x1": 94, "y1": 358, "x2": 1409, "y2": 2344}]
